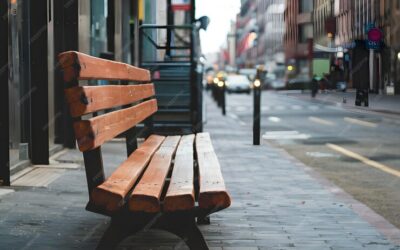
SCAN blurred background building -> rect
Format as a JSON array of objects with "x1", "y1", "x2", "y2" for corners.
[
  {"x1": 234, "y1": 0, "x2": 285, "y2": 70},
  {"x1": 284, "y1": 0, "x2": 313, "y2": 77},
  {"x1": 209, "y1": 0, "x2": 400, "y2": 94},
  {"x1": 2, "y1": 0, "x2": 205, "y2": 185}
]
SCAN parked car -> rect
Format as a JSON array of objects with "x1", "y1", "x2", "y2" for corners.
[
  {"x1": 226, "y1": 74, "x2": 251, "y2": 94},
  {"x1": 286, "y1": 75, "x2": 312, "y2": 90},
  {"x1": 270, "y1": 78, "x2": 286, "y2": 89},
  {"x1": 263, "y1": 72, "x2": 276, "y2": 89},
  {"x1": 238, "y1": 68, "x2": 257, "y2": 81}
]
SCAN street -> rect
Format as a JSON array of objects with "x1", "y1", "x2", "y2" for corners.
[{"x1": 223, "y1": 90, "x2": 400, "y2": 229}]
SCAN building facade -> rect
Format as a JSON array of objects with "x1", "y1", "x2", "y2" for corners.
[
  {"x1": 333, "y1": 0, "x2": 393, "y2": 92},
  {"x1": 2, "y1": 0, "x2": 193, "y2": 185},
  {"x1": 284, "y1": 0, "x2": 314, "y2": 76},
  {"x1": 257, "y1": 0, "x2": 285, "y2": 67},
  {"x1": 387, "y1": 1, "x2": 400, "y2": 94},
  {"x1": 314, "y1": 0, "x2": 335, "y2": 48},
  {"x1": 235, "y1": 0, "x2": 285, "y2": 69},
  {"x1": 236, "y1": 0, "x2": 257, "y2": 67}
]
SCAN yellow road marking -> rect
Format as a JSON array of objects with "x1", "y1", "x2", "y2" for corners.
[
  {"x1": 326, "y1": 143, "x2": 400, "y2": 178},
  {"x1": 344, "y1": 117, "x2": 377, "y2": 128},
  {"x1": 309, "y1": 116, "x2": 335, "y2": 126}
]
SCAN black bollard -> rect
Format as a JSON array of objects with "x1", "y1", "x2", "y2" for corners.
[
  {"x1": 355, "y1": 89, "x2": 369, "y2": 107},
  {"x1": 212, "y1": 84, "x2": 216, "y2": 101},
  {"x1": 221, "y1": 83, "x2": 226, "y2": 116},
  {"x1": 253, "y1": 79, "x2": 261, "y2": 145},
  {"x1": 212, "y1": 78, "x2": 218, "y2": 102},
  {"x1": 216, "y1": 85, "x2": 221, "y2": 107}
]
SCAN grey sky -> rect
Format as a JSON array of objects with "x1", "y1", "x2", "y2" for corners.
[{"x1": 196, "y1": 0, "x2": 241, "y2": 54}]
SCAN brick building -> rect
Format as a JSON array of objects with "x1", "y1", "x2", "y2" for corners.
[
  {"x1": 284, "y1": 0, "x2": 314, "y2": 76},
  {"x1": 236, "y1": 0, "x2": 285, "y2": 68}
]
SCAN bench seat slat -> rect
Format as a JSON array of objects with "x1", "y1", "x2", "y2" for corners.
[
  {"x1": 196, "y1": 133, "x2": 231, "y2": 209},
  {"x1": 74, "y1": 99, "x2": 157, "y2": 152},
  {"x1": 90, "y1": 135, "x2": 165, "y2": 212},
  {"x1": 65, "y1": 84, "x2": 155, "y2": 117},
  {"x1": 163, "y1": 135, "x2": 195, "y2": 212},
  {"x1": 129, "y1": 136, "x2": 181, "y2": 213},
  {"x1": 58, "y1": 51, "x2": 151, "y2": 83}
]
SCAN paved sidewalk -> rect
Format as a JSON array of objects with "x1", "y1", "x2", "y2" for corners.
[
  {"x1": 0, "y1": 94, "x2": 399, "y2": 249},
  {"x1": 283, "y1": 90, "x2": 400, "y2": 116}
]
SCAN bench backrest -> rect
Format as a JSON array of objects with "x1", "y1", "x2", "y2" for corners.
[{"x1": 58, "y1": 51, "x2": 157, "y2": 194}]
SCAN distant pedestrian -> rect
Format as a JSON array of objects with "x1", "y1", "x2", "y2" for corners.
[{"x1": 311, "y1": 75, "x2": 319, "y2": 98}]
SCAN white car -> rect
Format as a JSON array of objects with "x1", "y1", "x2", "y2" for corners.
[{"x1": 226, "y1": 75, "x2": 251, "y2": 94}]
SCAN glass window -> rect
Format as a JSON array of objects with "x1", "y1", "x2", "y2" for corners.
[
  {"x1": 298, "y1": 23, "x2": 313, "y2": 43},
  {"x1": 299, "y1": 0, "x2": 313, "y2": 13}
]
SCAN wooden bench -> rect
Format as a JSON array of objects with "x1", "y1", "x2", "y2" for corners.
[{"x1": 58, "y1": 51, "x2": 231, "y2": 250}]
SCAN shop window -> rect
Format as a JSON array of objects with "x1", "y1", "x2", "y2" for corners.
[
  {"x1": 299, "y1": 0, "x2": 313, "y2": 13},
  {"x1": 298, "y1": 23, "x2": 313, "y2": 43}
]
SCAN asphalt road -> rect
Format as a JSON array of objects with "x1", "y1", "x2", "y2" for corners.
[{"x1": 220, "y1": 90, "x2": 400, "y2": 229}]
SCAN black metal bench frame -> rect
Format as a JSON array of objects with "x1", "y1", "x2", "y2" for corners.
[{"x1": 59, "y1": 52, "x2": 228, "y2": 250}]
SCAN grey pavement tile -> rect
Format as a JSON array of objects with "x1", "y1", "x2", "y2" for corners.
[{"x1": 0, "y1": 95, "x2": 399, "y2": 249}]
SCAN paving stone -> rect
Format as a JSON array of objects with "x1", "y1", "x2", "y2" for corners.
[{"x1": 0, "y1": 95, "x2": 399, "y2": 249}]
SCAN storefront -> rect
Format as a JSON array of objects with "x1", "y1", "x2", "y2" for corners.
[
  {"x1": 1, "y1": 0, "x2": 197, "y2": 186},
  {"x1": 1, "y1": 0, "x2": 138, "y2": 186}
]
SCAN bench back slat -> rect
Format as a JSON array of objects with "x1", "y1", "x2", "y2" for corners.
[
  {"x1": 58, "y1": 51, "x2": 151, "y2": 84},
  {"x1": 65, "y1": 84, "x2": 155, "y2": 117},
  {"x1": 74, "y1": 99, "x2": 158, "y2": 152}
]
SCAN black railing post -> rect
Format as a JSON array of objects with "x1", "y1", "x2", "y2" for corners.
[
  {"x1": 0, "y1": 0, "x2": 10, "y2": 186},
  {"x1": 54, "y1": 0, "x2": 79, "y2": 149},
  {"x1": 166, "y1": 0, "x2": 173, "y2": 58},
  {"x1": 29, "y1": 0, "x2": 49, "y2": 164},
  {"x1": 253, "y1": 79, "x2": 261, "y2": 145}
]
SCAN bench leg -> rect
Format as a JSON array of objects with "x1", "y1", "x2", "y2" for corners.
[
  {"x1": 96, "y1": 220, "x2": 137, "y2": 250},
  {"x1": 197, "y1": 215, "x2": 211, "y2": 225},
  {"x1": 97, "y1": 215, "x2": 208, "y2": 250},
  {"x1": 157, "y1": 216, "x2": 209, "y2": 250}
]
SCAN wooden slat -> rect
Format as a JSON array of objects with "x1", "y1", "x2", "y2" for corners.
[
  {"x1": 129, "y1": 136, "x2": 181, "y2": 213},
  {"x1": 58, "y1": 51, "x2": 151, "y2": 83},
  {"x1": 164, "y1": 135, "x2": 195, "y2": 212},
  {"x1": 90, "y1": 135, "x2": 165, "y2": 212},
  {"x1": 74, "y1": 99, "x2": 157, "y2": 152},
  {"x1": 196, "y1": 133, "x2": 231, "y2": 209},
  {"x1": 65, "y1": 84, "x2": 155, "y2": 117}
]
